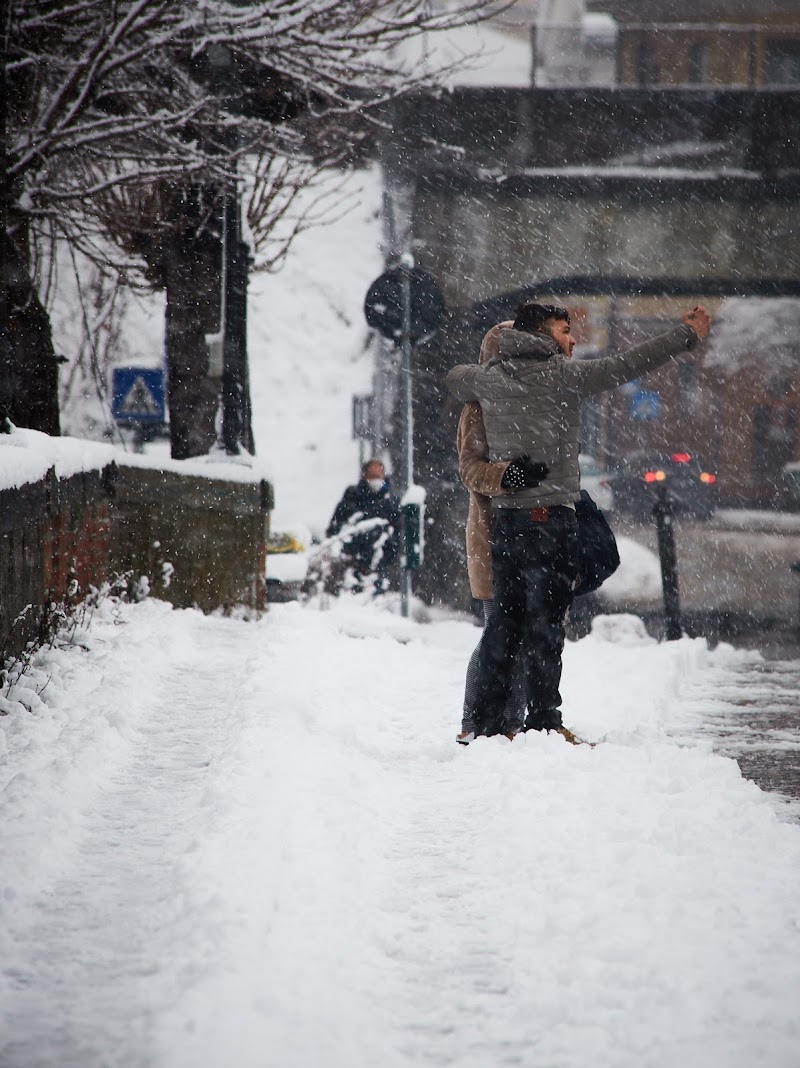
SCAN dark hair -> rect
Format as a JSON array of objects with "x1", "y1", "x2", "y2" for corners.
[
  {"x1": 362, "y1": 458, "x2": 385, "y2": 477},
  {"x1": 513, "y1": 301, "x2": 570, "y2": 336}
]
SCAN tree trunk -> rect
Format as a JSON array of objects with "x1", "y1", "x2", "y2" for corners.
[
  {"x1": 221, "y1": 189, "x2": 254, "y2": 456},
  {"x1": 162, "y1": 189, "x2": 222, "y2": 460},
  {"x1": 1, "y1": 227, "x2": 61, "y2": 435}
]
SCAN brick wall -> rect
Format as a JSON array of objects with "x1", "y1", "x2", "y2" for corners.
[
  {"x1": 1, "y1": 463, "x2": 272, "y2": 662},
  {"x1": 43, "y1": 468, "x2": 115, "y2": 598},
  {"x1": 0, "y1": 477, "x2": 50, "y2": 660}
]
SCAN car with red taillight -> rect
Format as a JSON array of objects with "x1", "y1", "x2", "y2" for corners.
[{"x1": 612, "y1": 450, "x2": 718, "y2": 520}]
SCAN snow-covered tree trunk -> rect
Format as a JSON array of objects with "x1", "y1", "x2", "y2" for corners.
[
  {"x1": 2, "y1": 228, "x2": 61, "y2": 435},
  {"x1": 220, "y1": 190, "x2": 254, "y2": 455},
  {"x1": 162, "y1": 190, "x2": 222, "y2": 460}
]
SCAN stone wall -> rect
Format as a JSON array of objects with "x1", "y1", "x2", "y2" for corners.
[
  {"x1": 111, "y1": 465, "x2": 272, "y2": 613},
  {"x1": 0, "y1": 464, "x2": 272, "y2": 663}
]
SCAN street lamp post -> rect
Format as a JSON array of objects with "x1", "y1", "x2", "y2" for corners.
[
  {"x1": 653, "y1": 483, "x2": 682, "y2": 640},
  {"x1": 363, "y1": 254, "x2": 442, "y2": 619},
  {"x1": 399, "y1": 252, "x2": 414, "y2": 617}
]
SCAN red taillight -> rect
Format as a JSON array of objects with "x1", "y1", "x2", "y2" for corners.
[
  {"x1": 672, "y1": 452, "x2": 691, "y2": 463},
  {"x1": 700, "y1": 472, "x2": 716, "y2": 484},
  {"x1": 644, "y1": 470, "x2": 666, "y2": 483}
]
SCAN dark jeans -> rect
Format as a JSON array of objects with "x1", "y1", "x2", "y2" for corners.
[
  {"x1": 472, "y1": 506, "x2": 578, "y2": 736},
  {"x1": 462, "y1": 599, "x2": 526, "y2": 735}
]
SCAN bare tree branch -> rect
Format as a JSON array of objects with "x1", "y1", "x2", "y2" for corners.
[{"x1": 7, "y1": 0, "x2": 508, "y2": 273}]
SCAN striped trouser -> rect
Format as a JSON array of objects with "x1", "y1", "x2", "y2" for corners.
[{"x1": 461, "y1": 599, "x2": 526, "y2": 734}]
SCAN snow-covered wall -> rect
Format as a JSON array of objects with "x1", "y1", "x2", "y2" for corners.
[
  {"x1": 0, "y1": 429, "x2": 274, "y2": 661},
  {"x1": 0, "y1": 426, "x2": 272, "y2": 494}
]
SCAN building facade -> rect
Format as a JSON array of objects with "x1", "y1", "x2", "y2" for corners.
[
  {"x1": 589, "y1": 0, "x2": 800, "y2": 88},
  {"x1": 373, "y1": 83, "x2": 800, "y2": 607}
]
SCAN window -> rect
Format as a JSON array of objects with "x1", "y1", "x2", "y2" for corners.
[
  {"x1": 636, "y1": 41, "x2": 658, "y2": 86},
  {"x1": 752, "y1": 403, "x2": 797, "y2": 481},
  {"x1": 764, "y1": 39, "x2": 800, "y2": 85},
  {"x1": 677, "y1": 361, "x2": 702, "y2": 413},
  {"x1": 687, "y1": 42, "x2": 709, "y2": 85}
]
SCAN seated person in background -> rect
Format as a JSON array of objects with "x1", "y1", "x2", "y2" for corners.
[{"x1": 325, "y1": 459, "x2": 401, "y2": 594}]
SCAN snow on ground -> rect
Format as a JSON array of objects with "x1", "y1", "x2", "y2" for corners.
[
  {"x1": 1, "y1": 597, "x2": 799, "y2": 1068},
  {"x1": 597, "y1": 535, "x2": 662, "y2": 606},
  {"x1": 714, "y1": 508, "x2": 800, "y2": 532}
]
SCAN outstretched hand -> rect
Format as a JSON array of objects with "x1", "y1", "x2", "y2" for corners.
[
  {"x1": 501, "y1": 455, "x2": 549, "y2": 491},
  {"x1": 683, "y1": 304, "x2": 711, "y2": 339}
]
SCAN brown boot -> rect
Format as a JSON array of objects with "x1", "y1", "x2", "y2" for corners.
[{"x1": 558, "y1": 726, "x2": 594, "y2": 746}]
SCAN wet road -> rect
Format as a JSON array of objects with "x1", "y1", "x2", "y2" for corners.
[
  {"x1": 612, "y1": 510, "x2": 800, "y2": 626},
  {"x1": 608, "y1": 511, "x2": 800, "y2": 816},
  {"x1": 680, "y1": 649, "x2": 800, "y2": 820}
]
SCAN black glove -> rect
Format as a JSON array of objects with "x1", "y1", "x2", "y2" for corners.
[{"x1": 501, "y1": 455, "x2": 549, "y2": 491}]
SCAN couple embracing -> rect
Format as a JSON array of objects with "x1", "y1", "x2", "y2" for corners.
[{"x1": 447, "y1": 300, "x2": 711, "y2": 745}]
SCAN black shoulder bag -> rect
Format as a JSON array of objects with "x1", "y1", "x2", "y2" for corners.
[{"x1": 574, "y1": 490, "x2": 620, "y2": 596}]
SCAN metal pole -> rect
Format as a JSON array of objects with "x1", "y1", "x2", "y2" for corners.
[
  {"x1": 400, "y1": 251, "x2": 414, "y2": 618},
  {"x1": 220, "y1": 186, "x2": 238, "y2": 454},
  {"x1": 653, "y1": 483, "x2": 682, "y2": 640},
  {"x1": 0, "y1": 49, "x2": 15, "y2": 431}
]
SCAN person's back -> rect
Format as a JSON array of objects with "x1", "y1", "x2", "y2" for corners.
[
  {"x1": 471, "y1": 327, "x2": 582, "y2": 509},
  {"x1": 447, "y1": 302, "x2": 706, "y2": 513}
]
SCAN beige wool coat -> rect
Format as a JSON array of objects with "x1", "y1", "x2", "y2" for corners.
[{"x1": 456, "y1": 322, "x2": 512, "y2": 600}]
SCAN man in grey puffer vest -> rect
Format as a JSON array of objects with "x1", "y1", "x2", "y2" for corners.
[{"x1": 446, "y1": 300, "x2": 711, "y2": 740}]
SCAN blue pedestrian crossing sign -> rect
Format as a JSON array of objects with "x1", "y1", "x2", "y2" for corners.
[
  {"x1": 112, "y1": 368, "x2": 166, "y2": 424},
  {"x1": 631, "y1": 389, "x2": 661, "y2": 421}
]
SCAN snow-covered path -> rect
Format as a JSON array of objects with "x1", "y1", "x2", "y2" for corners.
[
  {"x1": 0, "y1": 610, "x2": 258, "y2": 1066},
  {"x1": 2, "y1": 599, "x2": 800, "y2": 1068}
]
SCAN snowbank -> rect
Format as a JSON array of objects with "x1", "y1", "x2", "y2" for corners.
[
  {"x1": 706, "y1": 297, "x2": 800, "y2": 374},
  {"x1": 0, "y1": 425, "x2": 272, "y2": 493},
  {"x1": 598, "y1": 534, "x2": 663, "y2": 605},
  {"x1": 1, "y1": 598, "x2": 798, "y2": 1067},
  {"x1": 247, "y1": 166, "x2": 384, "y2": 536}
]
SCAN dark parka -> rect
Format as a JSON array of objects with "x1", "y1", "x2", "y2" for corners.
[
  {"x1": 326, "y1": 479, "x2": 401, "y2": 573},
  {"x1": 447, "y1": 324, "x2": 699, "y2": 512}
]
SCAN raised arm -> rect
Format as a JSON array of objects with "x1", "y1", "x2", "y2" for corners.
[{"x1": 572, "y1": 305, "x2": 711, "y2": 396}]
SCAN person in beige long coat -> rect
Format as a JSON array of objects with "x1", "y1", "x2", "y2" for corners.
[
  {"x1": 456, "y1": 322, "x2": 527, "y2": 742},
  {"x1": 456, "y1": 322, "x2": 511, "y2": 603}
]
